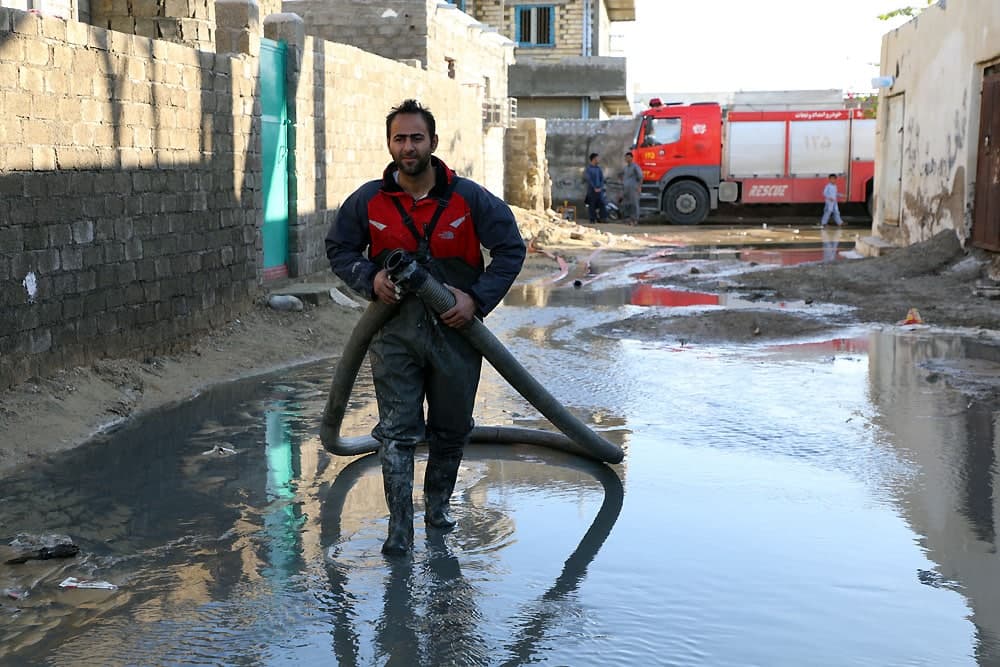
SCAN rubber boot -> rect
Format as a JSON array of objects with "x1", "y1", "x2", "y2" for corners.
[
  {"x1": 424, "y1": 452, "x2": 462, "y2": 530},
  {"x1": 380, "y1": 442, "x2": 415, "y2": 556}
]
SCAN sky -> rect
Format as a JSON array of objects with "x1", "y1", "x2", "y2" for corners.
[{"x1": 618, "y1": 0, "x2": 916, "y2": 94}]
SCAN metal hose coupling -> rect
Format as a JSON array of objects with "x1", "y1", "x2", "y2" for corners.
[
  {"x1": 384, "y1": 249, "x2": 426, "y2": 291},
  {"x1": 383, "y1": 249, "x2": 458, "y2": 316}
]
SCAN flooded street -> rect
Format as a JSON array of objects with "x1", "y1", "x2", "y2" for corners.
[{"x1": 3, "y1": 263, "x2": 1000, "y2": 666}]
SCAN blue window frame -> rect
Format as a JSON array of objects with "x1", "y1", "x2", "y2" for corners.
[
  {"x1": 446, "y1": 0, "x2": 466, "y2": 10},
  {"x1": 515, "y1": 5, "x2": 555, "y2": 47}
]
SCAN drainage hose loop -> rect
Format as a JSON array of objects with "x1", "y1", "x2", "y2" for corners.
[{"x1": 321, "y1": 250, "x2": 624, "y2": 465}]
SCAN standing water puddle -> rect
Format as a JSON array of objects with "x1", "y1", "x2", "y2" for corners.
[{"x1": 1, "y1": 282, "x2": 998, "y2": 666}]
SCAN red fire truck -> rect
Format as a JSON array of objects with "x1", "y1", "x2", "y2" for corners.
[{"x1": 632, "y1": 98, "x2": 875, "y2": 224}]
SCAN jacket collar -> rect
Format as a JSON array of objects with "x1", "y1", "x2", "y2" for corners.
[{"x1": 381, "y1": 156, "x2": 454, "y2": 199}]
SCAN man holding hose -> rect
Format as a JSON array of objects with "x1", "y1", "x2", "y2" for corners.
[{"x1": 326, "y1": 99, "x2": 526, "y2": 556}]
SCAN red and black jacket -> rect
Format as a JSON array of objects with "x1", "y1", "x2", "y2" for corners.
[{"x1": 326, "y1": 157, "x2": 525, "y2": 316}]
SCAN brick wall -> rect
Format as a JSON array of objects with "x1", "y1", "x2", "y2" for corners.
[{"x1": 0, "y1": 7, "x2": 260, "y2": 389}]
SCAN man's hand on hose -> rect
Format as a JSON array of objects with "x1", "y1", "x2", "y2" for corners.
[
  {"x1": 441, "y1": 285, "x2": 476, "y2": 328},
  {"x1": 373, "y1": 269, "x2": 401, "y2": 305}
]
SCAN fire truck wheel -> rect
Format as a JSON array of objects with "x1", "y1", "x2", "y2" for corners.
[{"x1": 663, "y1": 181, "x2": 709, "y2": 225}]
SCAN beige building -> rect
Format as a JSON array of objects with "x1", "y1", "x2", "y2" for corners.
[
  {"x1": 455, "y1": 0, "x2": 634, "y2": 120},
  {"x1": 872, "y1": 0, "x2": 1000, "y2": 253}
]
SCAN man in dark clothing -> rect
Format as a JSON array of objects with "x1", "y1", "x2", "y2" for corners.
[
  {"x1": 584, "y1": 152, "x2": 608, "y2": 223},
  {"x1": 326, "y1": 99, "x2": 526, "y2": 556}
]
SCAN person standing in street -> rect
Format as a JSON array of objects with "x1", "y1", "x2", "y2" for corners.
[
  {"x1": 621, "y1": 151, "x2": 644, "y2": 226},
  {"x1": 584, "y1": 153, "x2": 608, "y2": 223},
  {"x1": 326, "y1": 99, "x2": 526, "y2": 556},
  {"x1": 820, "y1": 173, "x2": 845, "y2": 227}
]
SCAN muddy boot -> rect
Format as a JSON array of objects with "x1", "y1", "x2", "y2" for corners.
[
  {"x1": 424, "y1": 452, "x2": 462, "y2": 530},
  {"x1": 380, "y1": 442, "x2": 415, "y2": 556}
]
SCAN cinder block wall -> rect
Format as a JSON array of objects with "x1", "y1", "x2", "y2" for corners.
[
  {"x1": 0, "y1": 7, "x2": 261, "y2": 389},
  {"x1": 281, "y1": 0, "x2": 430, "y2": 64},
  {"x1": 277, "y1": 28, "x2": 486, "y2": 276},
  {"x1": 89, "y1": 0, "x2": 216, "y2": 50}
]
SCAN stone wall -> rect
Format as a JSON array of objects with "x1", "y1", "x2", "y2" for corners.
[
  {"x1": 0, "y1": 7, "x2": 261, "y2": 389},
  {"x1": 505, "y1": 118, "x2": 550, "y2": 211}
]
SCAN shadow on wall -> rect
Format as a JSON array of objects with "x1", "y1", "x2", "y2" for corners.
[{"x1": 0, "y1": 9, "x2": 264, "y2": 389}]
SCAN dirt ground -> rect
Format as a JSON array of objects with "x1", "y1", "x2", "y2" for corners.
[{"x1": 2, "y1": 208, "x2": 999, "y2": 479}]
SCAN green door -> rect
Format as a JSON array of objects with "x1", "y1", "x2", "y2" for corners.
[{"x1": 260, "y1": 38, "x2": 289, "y2": 279}]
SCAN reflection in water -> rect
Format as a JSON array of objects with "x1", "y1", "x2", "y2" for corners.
[
  {"x1": 867, "y1": 332, "x2": 1000, "y2": 663},
  {"x1": 3, "y1": 311, "x2": 1000, "y2": 664},
  {"x1": 320, "y1": 449, "x2": 624, "y2": 666},
  {"x1": 821, "y1": 225, "x2": 843, "y2": 263}
]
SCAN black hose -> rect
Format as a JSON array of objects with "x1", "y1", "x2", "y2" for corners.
[{"x1": 320, "y1": 251, "x2": 624, "y2": 465}]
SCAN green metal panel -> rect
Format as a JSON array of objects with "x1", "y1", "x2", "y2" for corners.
[{"x1": 260, "y1": 38, "x2": 289, "y2": 276}]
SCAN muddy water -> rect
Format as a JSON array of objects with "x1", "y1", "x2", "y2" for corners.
[{"x1": 2, "y1": 284, "x2": 999, "y2": 666}]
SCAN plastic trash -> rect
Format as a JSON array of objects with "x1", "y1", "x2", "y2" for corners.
[
  {"x1": 899, "y1": 308, "x2": 924, "y2": 325},
  {"x1": 201, "y1": 444, "x2": 237, "y2": 456},
  {"x1": 268, "y1": 294, "x2": 304, "y2": 312},
  {"x1": 329, "y1": 287, "x2": 364, "y2": 309},
  {"x1": 59, "y1": 577, "x2": 117, "y2": 591}
]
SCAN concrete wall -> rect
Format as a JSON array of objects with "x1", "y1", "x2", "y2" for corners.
[
  {"x1": 874, "y1": 0, "x2": 1000, "y2": 246},
  {"x1": 0, "y1": 7, "x2": 261, "y2": 390},
  {"x1": 544, "y1": 117, "x2": 636, "y2": 211}
]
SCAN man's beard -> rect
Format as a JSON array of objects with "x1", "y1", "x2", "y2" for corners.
[{"x1": 395, "y1": 153, "x2": 432, "y2": 177}]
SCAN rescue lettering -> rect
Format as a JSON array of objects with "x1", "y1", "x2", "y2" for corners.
[{"x1": 747, "y1": 184, "x2": 789, "y2": 198}]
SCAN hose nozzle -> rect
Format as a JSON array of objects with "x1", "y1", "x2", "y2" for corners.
[{"x1": 384, "y1": 249, "x2": 427, "y2": 292}]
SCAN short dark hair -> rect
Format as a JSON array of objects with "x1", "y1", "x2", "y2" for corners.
[
  {"x1": 386, "y1": 99, "x2": 436, "y2": 140},
  {"x1": 828, "y1": 173, "x2": 837, "y2": 179},
  {"x1": 589, "y1": 152, "x2": 599, "y2": 161},
  {"x1": 625, "y1": 151, "x2": 633, "y2": 158}
]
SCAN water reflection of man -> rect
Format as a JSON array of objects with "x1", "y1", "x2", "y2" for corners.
[{"x1": 822, "y1": 225, "x2": 842, "y2": 263}]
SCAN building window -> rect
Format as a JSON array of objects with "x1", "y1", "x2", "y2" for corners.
[
  {"x1": 516, "y1": 6, "x2": 555, "y2": 47},
  {"x1": 445, "y1": 0, "x2": 466, "y2": 10}
]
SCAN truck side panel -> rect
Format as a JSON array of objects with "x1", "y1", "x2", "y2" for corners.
[
  {"x1": 788, "y1": 120, "x2": 850, "y2": 176},
  {"x1": 725, "y1": 121, "x2": 785, "y2": 178}
]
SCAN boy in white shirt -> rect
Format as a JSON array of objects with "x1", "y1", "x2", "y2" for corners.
[{"x1": 821, "y1": 173, "x2": 844, "y2": 227}]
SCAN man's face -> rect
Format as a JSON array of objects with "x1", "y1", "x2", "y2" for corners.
[
  {"x1": 625, "y1": 154, "x2": 633, "y2": 163},
  {"x1": 388, "y1": 113, "x2": 438, "y2": 177}
]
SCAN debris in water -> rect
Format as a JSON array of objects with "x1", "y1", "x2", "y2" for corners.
[
  {"x1": 201, "y1": 444, "x2": 237, "y2": 457},
  {"x1": 899, "y1": 308, "x2": 924, "y2": 325},
  {"x1": 5, "y1": 543, "x2": 80, "y2": 564},
  {"x1": 59, "y1": 577, "x2": 117, "y2": 591}
]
